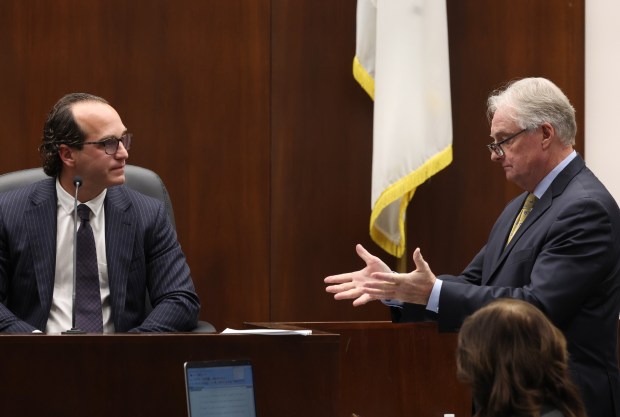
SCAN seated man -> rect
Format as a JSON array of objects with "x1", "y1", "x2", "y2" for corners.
[{"x1": 0, "y1": 93, "x2": 200, "y2": 333}]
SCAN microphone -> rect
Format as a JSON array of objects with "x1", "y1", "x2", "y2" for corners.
[{"x1": 62, "y1": 176, "x2": 85, "y2": 334}]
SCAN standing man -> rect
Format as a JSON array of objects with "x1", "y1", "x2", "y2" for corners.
[
  {"x1": 0, "y1": 93, "x2": 200, "y2": 333},
  {"x1": 325, "y1": 78, "x2": 620, "y2": 416}
]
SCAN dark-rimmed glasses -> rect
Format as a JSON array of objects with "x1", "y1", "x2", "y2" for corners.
[
  {"x1": 486, "y1": 129, "x2": 526, "y2": 157},
  {"x1": 65, "y1": 133, "x2": 132, "y2": 155}
]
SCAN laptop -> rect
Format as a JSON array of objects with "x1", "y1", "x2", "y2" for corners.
[{"x1": 184, "y1": 359, "x2": 257, "y2": 417}]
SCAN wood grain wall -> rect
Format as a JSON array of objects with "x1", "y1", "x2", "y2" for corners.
[{"x1": 0, "y1": 0, "x2": 584, "y2": 331}]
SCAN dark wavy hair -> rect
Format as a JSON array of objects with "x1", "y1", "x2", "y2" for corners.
[
  {"x1": 39, "y1": 93, "x2": 109, "y2": 177},
  {"x1": 457, "y1": 299, "x2": 587, "y2": 417}
]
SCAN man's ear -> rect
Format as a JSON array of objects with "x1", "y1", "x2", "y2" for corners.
[
  {"x1": 541, "y1": 123, "x2": 554, "y2": 149},
  {"x1": 58, "y1": 144, "x2": 76, "y2": 168}
]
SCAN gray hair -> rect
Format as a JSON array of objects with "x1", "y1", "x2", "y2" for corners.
[{"x1": 487, "y1": 77, "x2": 576, "y2": 146}]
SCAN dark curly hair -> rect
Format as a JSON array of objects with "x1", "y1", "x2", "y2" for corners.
[
  {"x1": 457, "y1": 299, "x2": 587, "y2": 417},
  {"x1": 39, "y1": 93, "x2": 109, "y2": 177}
]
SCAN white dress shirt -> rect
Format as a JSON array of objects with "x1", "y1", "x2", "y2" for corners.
[{"x1": 46, "y1": 180, "x2": 115, "y2": 333}]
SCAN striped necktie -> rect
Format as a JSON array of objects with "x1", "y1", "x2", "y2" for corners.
[{"x1": 506, "y1": 193, "x2": 537, "y2": 246}]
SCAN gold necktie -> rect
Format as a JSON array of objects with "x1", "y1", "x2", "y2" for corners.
[{"x1": 506, "y1": 193, "x2": 537, "y2": 245}]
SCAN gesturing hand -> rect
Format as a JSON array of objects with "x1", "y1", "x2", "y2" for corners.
[
  {"x1": 362, "y1": 248, "x2": 436, "y2": 305},
  {"x1": 324, "y1": 244, "x2": 391, "y2": 306}
]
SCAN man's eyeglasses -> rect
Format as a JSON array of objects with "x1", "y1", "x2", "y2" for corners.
[
  {"x1": 65, "y1": 133, "x2": 132, "y2": 155},
  {"x1": 486, "y1": 129, "x2": 526, "y2": 157}
]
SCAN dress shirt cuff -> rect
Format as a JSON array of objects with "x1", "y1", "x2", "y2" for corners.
[
  {"x1": 381, "y1": 271, "x2": 405, "y2": 308},
  {"x1": 381, "y1": 299, "x2": 404, "y2": 308},
  {"x1": 426, "y1": 279, "x2": 442, "y2": 313}
]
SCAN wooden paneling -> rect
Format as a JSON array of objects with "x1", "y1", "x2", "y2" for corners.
[
  {"x1": 270, "y1": 0, "x2": 389, "y2": 322},
  {"x1": 0, "y1": 0, "x2": 585, "y2": 330}
]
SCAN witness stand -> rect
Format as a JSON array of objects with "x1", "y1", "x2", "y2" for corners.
[{"x1": 0, "y1": 332, "x2": 339, "y2": 417}]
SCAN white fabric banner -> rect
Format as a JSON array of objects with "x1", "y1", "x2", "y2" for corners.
[{"x1": 353, "y1": 0, "x2": 453, "y2": 257}]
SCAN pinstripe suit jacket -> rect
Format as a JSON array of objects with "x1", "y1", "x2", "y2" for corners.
[
  {"x1": 0, "y1": 178, "x2": 200, "y2": 332},
  {"x1": 392, "y1": 156, "x2": 620, "y2": 417}
]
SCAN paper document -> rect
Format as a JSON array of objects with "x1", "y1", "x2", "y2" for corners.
[{"x1": 221, "y1": 328, "x2": 312, "y2": 336}]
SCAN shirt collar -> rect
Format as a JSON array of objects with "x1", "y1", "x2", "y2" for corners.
[
  {"x1": 532, "y1": 150, "x2": 577, "y2": 199},
  {"x1": 56, "y1": 178, "x2": 107, "y2": 218}
]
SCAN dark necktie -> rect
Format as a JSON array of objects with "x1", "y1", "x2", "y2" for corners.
[{"x1": 75, "y1": 204, "x2": 103, "y2": 333}]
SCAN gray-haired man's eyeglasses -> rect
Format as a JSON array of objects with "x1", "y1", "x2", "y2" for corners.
[{"x1": 486, "y1": 129, "x2": 526, "y2": 157}]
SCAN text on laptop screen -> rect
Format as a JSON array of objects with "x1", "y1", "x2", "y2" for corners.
[{"x1": 185, "y1": 361, "x2": 257, "y2": 417}]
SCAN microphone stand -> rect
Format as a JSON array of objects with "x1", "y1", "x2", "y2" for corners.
[{"x1": 62, "y1": 176, "x2": 85, "y2": 334}]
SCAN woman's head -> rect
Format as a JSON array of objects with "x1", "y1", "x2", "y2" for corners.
[{"x1": 457, "y1": 299, "x2": 585, "y2": 417}]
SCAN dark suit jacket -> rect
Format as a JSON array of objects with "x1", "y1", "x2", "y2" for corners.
[
  {"x1": 0, "y1": 178, "x2": 200, "y2": 333},
  {"x1": 392, "y1": 156, "x2": 620, "y2": 417}
]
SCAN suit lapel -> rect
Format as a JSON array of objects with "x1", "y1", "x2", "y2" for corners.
[
  {"x1": 104, "y1": 186, "x2": 135, "y2": 326},
  {"x1": 25, "y1": 179, "x2": 58, "y2": 313},
  {"x1": 482, "y1": 194, "x2": 526, "y2": 284}
]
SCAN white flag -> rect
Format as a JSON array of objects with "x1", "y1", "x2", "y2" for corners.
[{"x1": 353, "y1": 0, "x2": 453, "y2": 258}]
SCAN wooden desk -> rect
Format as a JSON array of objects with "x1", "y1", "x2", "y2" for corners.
[
  {"x1": 0, "y1": 332, "x2": 339, "y2": 417},
  {"x1": 248, "y1": 321, "x2": 472, "y2": 417}
]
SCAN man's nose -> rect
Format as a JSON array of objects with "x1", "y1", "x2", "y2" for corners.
[{"x1": 115, "y1": 142, "x2": 129, "y2": 159}]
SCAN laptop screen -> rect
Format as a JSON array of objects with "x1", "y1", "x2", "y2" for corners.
[{"x1": 184, "y1": 360, "x2": 257, "y2": 417}]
